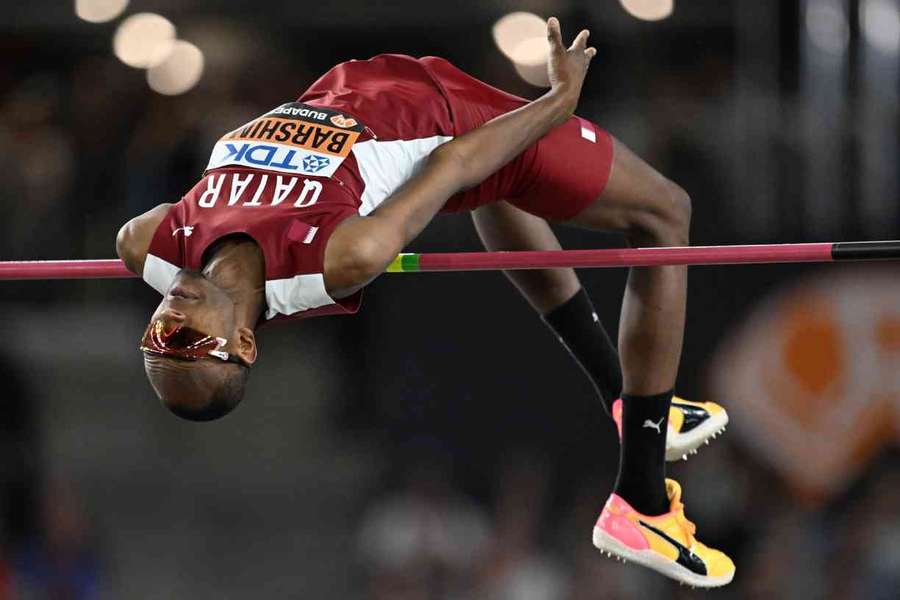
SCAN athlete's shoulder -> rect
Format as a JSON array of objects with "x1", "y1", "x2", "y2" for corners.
[{"x1": 116, "y1": 202, "x2": 175, "y2": 275}]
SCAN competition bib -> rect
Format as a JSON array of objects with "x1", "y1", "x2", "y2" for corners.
[{"x1": 206, "y1": 102, "x2": 366, "y2": 177}]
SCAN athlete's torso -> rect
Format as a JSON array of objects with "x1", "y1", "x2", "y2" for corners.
[{"x1": 144, "y1": 54, "x2": 529, "y2": 322}]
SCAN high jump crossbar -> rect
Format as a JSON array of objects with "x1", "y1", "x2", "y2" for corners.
[{"x1": 0, "y1": 241, "x2": 898, "y2": 281}]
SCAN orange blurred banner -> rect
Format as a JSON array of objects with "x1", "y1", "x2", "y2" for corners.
[{"x1": 709, "y1": 267, "x2": 900, "y2": 504}]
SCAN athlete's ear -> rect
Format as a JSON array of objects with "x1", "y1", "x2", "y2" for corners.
[{"x1": 235, "y1": 326, "x2": 258, "y2": 365}]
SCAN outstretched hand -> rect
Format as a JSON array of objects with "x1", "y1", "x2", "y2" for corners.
[{"x1": 546, "y1": 17, "x2": 596, "y2": 114}]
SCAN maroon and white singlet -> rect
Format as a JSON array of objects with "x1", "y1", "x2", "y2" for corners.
[{"x1": 144, "y1": 54, "x2": 614, "y2": 322}]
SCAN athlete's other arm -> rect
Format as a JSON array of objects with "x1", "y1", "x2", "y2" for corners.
[
  {"x1": 116, "y1": 203, "x2": 174, "y2": 275},
  {"x1": 324, "y1": 18, "x2": 596, "y2": 298}
]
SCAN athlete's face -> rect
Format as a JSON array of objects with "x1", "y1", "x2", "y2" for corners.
[
  {"x1": 142, "y1": 269, "x2": 255, "y2": 422},
  {"x1": 149, "y1": 269, "x2": 240, "y2": 347}
]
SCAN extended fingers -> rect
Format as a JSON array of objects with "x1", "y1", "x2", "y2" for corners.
[
  {"x1": 570, "y1": 29, "x2": 590, "y2": 51},
  {"x1": 547, "y1": 17, "x2": 564, "y2": 51},
  {"x1": 549, "y1": 18, "x2": 595, "y2": 63}
]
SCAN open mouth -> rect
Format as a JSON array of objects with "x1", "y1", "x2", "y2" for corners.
[{"x1": 169, "y1": 286, "x2": 201, "y2": 300}]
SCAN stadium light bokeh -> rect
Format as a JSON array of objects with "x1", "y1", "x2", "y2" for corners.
[
  {"x1": 493, "y1": 12, "x2": 551, "y2": 88},
  {"x1": 861, "y1": 0, "x2": 900, "y2": 54},
  {"x1": 492, "y1": 11, "x2": 546, "y2": 59},
  {"x1": 112, "y1": 12, "x2": 176, "y2": 69},
  {"x1": 619, "y1": 0, "x2": 674, "y2": 21},
  {"x1": 75, "y1": 0, "x2": 129, "y2": 23},
  {"x1": 146, "y1": 40, "x2": 205, "y2": 95},
  {"x1": 511, "y1": 37, "x2": 552, "y2": 88},
  {"x1": 805, "y1": 0, "x2": 850, "y2": 55}
]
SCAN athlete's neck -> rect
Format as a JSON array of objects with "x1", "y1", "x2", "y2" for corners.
[{"x1": 201, "y1": 237, "x2": 266, "y2": 325}]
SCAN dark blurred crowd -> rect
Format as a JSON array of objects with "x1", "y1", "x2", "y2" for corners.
[
  {"x1": 1, "y1": 357, "x2": 100, "y2": 599},
  {"x1": 354, "y1": 440, "x2": 900, "y2": 600}
]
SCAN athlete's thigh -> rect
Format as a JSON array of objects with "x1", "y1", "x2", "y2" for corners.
[
  {"x1": 565, "y1": 137, "x2": 686, "y2": 232},
  {"x1": 505, "y1": 115, "x2": 614, "y2": 222},
  {"x1": 505, "y1": 114, "x2": 682, "y2": 233}
]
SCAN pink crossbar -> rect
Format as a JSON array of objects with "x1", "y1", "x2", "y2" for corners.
[
  {"x1": 0, "y1": 242, "x2": 854, "y2": 281},
  {"x1": 415, "y1": 243, "x2": 835, "y2": 271}
]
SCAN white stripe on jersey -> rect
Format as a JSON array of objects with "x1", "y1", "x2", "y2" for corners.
[
  {"x1": 265, "y1": 274, "x2": 334, "y2": 319},
  {"x1": 351, "y1": 135, "x2": 453, "y2": 216},
  {"x1": 143, "y1": 254, "x2": 180, "y2": 295}
]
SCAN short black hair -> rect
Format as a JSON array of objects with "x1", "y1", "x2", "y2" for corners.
[{"x1": 166, "y1": 365, "x2": 249, "y2": 422}]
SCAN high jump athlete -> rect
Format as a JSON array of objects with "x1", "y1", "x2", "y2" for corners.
[{"x1": 116, "y1": 19, "x2": 734, "y2": 586}]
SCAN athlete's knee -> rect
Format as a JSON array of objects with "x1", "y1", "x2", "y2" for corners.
[
  {"x1": 665, "y1": 181, "x2": 692, "y2": 232},
  {"x1": 627, "y1": 179, "x2": 691, "y2": 245}
]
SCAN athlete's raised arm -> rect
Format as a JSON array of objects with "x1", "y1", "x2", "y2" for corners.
[{"x1": 324, "y1": 17, "x2": 596, "y2": 297}]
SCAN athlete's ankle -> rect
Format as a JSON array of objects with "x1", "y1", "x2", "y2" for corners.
[
  {"x1": 613, "y1": 481, "x2": 669, "y2": 516},
  {"x1": 612, "y1": 390, "x2": 673, "y2": 515}
]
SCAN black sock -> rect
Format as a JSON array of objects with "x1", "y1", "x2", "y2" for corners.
[
  {"x1": 613, "y1": 390, "x2": 672, "y2": 515},
  {"x1": 542, "y1": 289, "x2": 623, "y2": 416}
]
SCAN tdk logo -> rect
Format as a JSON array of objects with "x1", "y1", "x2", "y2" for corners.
[
  {"x1": 302, "y1": 155, "x2": 330, "y2": 173},
  {"x1": 217, "y1": 142, "x2": 332, "y2": 174}
]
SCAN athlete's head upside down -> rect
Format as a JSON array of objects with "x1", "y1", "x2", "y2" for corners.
[{"x1": 134, "y1": 231, "x2": 266, "y2": 422}]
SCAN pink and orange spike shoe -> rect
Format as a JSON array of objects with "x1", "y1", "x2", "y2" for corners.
[
  {"x1": 612, "y1": 397, "x2": 729, "y2": 462},
  {"x1": 593, "y1": 479, "x2": 735, "y2": 588}
]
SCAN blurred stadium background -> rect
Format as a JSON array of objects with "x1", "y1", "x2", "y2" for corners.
[{"x1": 1, "y1": 0, "x2": 899, "y2": 597}]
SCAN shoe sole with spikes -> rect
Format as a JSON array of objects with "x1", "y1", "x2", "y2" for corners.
[
  {"x1": 592, "y1": 526, "x2": 734, "y2": 588},
  {"x1": 665, "y1": 408, "x2": 729, "y2": 462}
]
